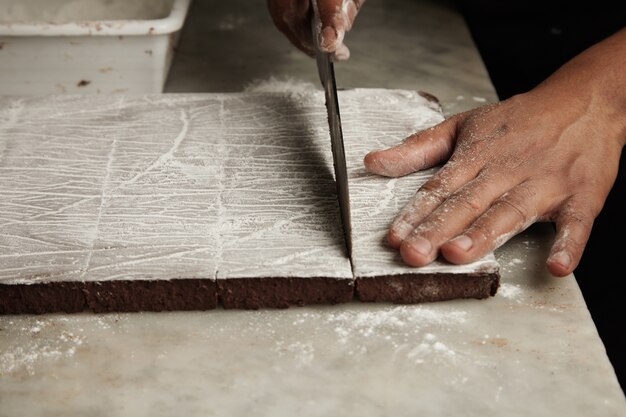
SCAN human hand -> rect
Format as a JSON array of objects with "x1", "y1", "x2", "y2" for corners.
[
  {"x1": 266, "y1": 0, "x2": 364, "y2": 60},
  {"x1": 363, "y1": 29, "x2": 626, "y2": 277}
]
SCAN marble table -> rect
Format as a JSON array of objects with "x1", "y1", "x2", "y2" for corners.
[{"x1": 1, "y1": 0, "x2": 625, "y2": 415}]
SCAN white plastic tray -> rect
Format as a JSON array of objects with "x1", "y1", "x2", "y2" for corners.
[{"x1": 0, "y1": 0, "x2": 191, "y2": 95}]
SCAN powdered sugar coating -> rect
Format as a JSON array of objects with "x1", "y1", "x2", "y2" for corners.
[{"x1": 0, "y1": 89, "x2": 498, "y2": 287}]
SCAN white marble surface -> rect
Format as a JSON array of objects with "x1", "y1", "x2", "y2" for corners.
[{"x1": 0, "y1": 0, "x2": 624, "y2": 415}]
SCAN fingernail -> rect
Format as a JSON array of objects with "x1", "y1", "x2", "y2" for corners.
[
  {"x1": 320, "y1": 26, "x2": 340, "y2": 50},
  {"x1": 407, "y1": 237, "x2": 432, "y2": 256},
  {"x1": 549, "y1": 250, "x2": 571, "y2": 269},
  {"x1": 364, "y1": 151, "x2": 396, "y2": 177},
  {"x1": 449, "y1": 235, "x2": 473, "y2": 251}
]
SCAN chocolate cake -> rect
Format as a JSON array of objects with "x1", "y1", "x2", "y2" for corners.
[{"x1": 0, "y1": 91, "x2": 500, "y2": 314}]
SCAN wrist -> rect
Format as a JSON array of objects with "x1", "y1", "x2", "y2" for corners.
[{"x1": 532, "y1": 28, "x2": 626, "y2": 148}]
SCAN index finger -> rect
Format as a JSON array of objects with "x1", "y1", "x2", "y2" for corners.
[{"x1": 267, "y1": 0, "x2": 315, "y2": 56}]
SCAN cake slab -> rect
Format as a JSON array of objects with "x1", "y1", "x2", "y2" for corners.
[{"x1": 0, "y1": 90, "x2": 499, "y2": 313}]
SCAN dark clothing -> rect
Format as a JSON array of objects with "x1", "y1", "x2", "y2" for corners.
[
  {"x1": 455, "y1": 0, "x2": 626, "y2": 98},
  {"x1": 454, "y1": 0, "x2": 626, "y2": 391}
]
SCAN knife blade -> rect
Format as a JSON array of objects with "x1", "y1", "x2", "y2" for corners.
[{"x1": 311, "y1": 8, "x2": 352, "y2": 256}]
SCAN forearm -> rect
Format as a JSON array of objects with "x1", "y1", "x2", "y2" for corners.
[{"x1": 534, "y1": 27, "x2": 626, "y2": 147}]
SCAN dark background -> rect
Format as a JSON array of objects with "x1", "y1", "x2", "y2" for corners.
[{"x1": 453, "y1": 0, "x2": 626, "y2": 390}]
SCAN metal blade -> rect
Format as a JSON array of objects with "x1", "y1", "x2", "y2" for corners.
[{"x1": 311, "y1": 13, "x2": 352, "y2": 256}]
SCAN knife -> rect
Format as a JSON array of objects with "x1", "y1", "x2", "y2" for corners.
[{"x1": 311, "y1": 7, "x2": 353, "y2": 256}]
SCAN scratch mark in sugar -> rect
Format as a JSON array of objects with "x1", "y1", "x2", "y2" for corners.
[
  {"x1": 81, "y1": 97, "x2": 125, "y2": 278},
  {"x1": 0, "y1": 197, "x2": 99, "y2": 228},
  {"x1": 0, "y1": 232, "x2": 70, "y2": 249},
  {"x1": 223, "y1": 214, "x2": 310, "y2": 248},
  {"x1": 81, "y1": 136, "x2": 117, "y2": 278},
  {"x1": 252, "y1": 241, "x2": 339, "y2": 267},
  {"x1": 0, "y1": 190, "x2": 98, "y2": 199},
  {"x1": 368, "y1": 178, "x2": 398, "y2": 218},
  {"x1": 0, "y1": 245, "x2": 209, "y2": 261},
  {"x1": 119, "y1": 109, "x2": 191, "y2": 187},
  {"x1": 0, "y1": 249, "x2": 86, "y2": 259},
  {"x1": 86, "y1": 245, "x2": 214, "y2": 273}
]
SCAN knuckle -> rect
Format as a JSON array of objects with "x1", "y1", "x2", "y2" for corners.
[
  {"x1": 497, "y1": 194, "x2": 530, "y2": 223},
  {"x1": 561, "y1": 211, "x2": 588, "y2": 227},
  {"x1": 448, "y1": 191, "x2": 484, "y2": 214},
  {"x1": 559, "y1": 199, "x2": 597, "y2": 227},
  {"x1": 417, "y1": 182, "x2": 449, "y2": 206},
  {"x1": 421, "y1": 169, "x2": 453, "y2": 192}
]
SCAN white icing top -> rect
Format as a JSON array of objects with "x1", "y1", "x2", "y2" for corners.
[
  {"x1": 341, "y1": 90, "x2": 499, "y2": 277},
  {"x1": 0, "y1": 90, "x2": 498, "y2": 284}
]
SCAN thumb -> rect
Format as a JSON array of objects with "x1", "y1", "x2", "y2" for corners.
[
  {"x1": 363, "y1": 114, "x2": 463, "y2": 178},
  {"x1": 315, "y1": 0, "x2": 365, "y2": 54}
]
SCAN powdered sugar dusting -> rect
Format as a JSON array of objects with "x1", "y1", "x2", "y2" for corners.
[
  {"x1": 251, "y1": 305, "x2": 474, "y2": 368},
  {"x1": 326, "y1": 305, "x2": 467, "y2": 344},
  {"x1": 243, "y1": 76, "x2": 319, "y2": 94},
  {"x1": 0, "y1": 319, "x2": 85, "y2": 375},
  {"x1": 274, "y1": 340, "x2": 315, "y2": 368},
  {"x1": 498, "y1": 283, "x2": 523, "y2": 301},
  {"x1": 319, "y1": 306, "x2": 468, "y2": 365},
  {"x1": 406, "y1": 336, "x2": 456, "y2": 365}
]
